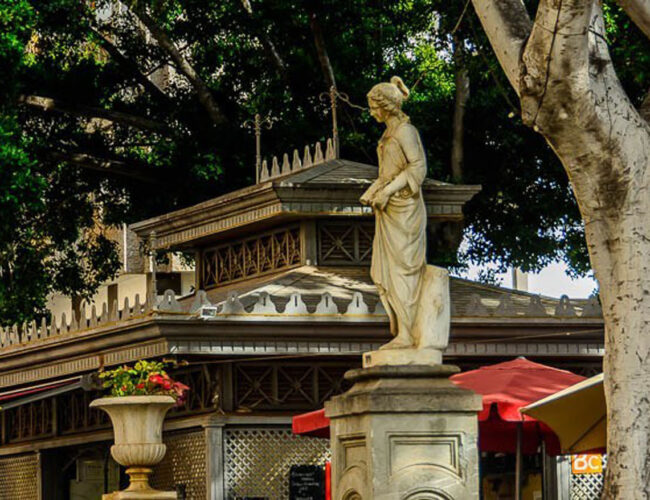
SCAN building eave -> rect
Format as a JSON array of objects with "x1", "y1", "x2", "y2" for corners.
[{"x1": 0, "y1": 312, "x2": 603, "y2": 390}]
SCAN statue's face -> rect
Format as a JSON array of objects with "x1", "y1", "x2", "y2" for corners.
[{"x1": 368, "y1": 97, "x2": 386, "y2": 123}]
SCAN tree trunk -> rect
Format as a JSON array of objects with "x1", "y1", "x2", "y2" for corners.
[
  {"x1": 470, "y1": 0, "x2": 650, "y2": 495},
  {"x1": 598, "y1": 219, "x2": 650, "y2": 497},
  {"x1": 451, "y1": 38, "x2": 469, "y2": 182},
  {"x1": 307, "y1": 4, "x2": 337, "y2": 89}
]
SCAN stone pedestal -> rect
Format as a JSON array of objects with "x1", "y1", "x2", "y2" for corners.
[
  {"x1": 90, "y1": 396, "x2": 178, "y2": 500},
  {"x1": 325, "y1": 365, "x2": 482, "y2": 500},
  {"x1": 102, "y1": 479, "x2": 177, "y2": 499},
  {"x1": 362, "y1": 348, "x2": 443, "y2": 367}
]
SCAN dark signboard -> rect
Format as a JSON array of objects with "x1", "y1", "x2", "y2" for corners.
[{"x1": 289, "y1": 465, "x2": 325, "y2": 500}]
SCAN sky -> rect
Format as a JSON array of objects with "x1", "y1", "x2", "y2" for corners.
[{"x1": 457, "y1": 261, "x2": 598, "y2": 298}]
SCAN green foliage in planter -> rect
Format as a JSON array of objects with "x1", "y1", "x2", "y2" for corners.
[{"x1": 99, "y1": 360, "x2": 189, "y2": 403}]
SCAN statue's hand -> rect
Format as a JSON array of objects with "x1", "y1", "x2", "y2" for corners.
[
  {"x1": 360, "y1": 184, "x2": 378, "y2": 206},
  {"x1": 372, "y1": 188, "x2": 390, "y2": 211}
]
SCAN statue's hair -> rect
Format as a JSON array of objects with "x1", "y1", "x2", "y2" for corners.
[{"x1": 367, "y1": 76, "x2": 410, "y2": 122}]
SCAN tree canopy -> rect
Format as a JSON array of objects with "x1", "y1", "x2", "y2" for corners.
[{"x1": 2, "y1": 0, "x2": 642, "y2": 324}]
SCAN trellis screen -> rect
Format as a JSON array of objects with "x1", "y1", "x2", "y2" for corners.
[
  {"x1": 0, "y1": 453, "x2": 39, "y2": 499},
  {"x1": 151, "y1": 429, "x2": 207, "y2": 500},
  {"x1": 569, "y1": 456, "x2": 606, "y2": 499},
  {"x1": 224, "y1": 427, "x2": 330, "y2": 499}
]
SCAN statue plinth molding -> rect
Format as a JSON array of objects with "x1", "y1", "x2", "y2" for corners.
[
  {"x1": 363, "y1": 347, "x2": 442, "y2": 367},
  {"x1": 325, "y1": 365, "x2": 482, "y2": 499}
]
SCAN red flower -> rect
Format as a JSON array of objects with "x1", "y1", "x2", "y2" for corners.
[
  {"x1": 149, "y1": 374, "x2": 164, "y2": 385},
  {"x1": 136, "y1": 383, "x2": 145, "y2": 389},
  {"x1": 172, "y1": 381, "x2": 190, "y2": 396},
  {"x1": 172, "y1": 381, "x2": 190, "y2": 406}
]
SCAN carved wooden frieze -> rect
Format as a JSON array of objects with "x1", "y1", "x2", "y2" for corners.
[{"x1": 201, "y1": 225, "x2": 302, "y2": 288}]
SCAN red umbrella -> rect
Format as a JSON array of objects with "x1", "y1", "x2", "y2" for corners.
[
  {"x1": 450, "y1": 357, "x2": 586, "y2": 455},
  {"x1": 292, "y1": 408, "x2": 331, "y2": 438},
  {"x1": 293, "y1": 358, "x2": 584, "y2": 445},
  {"x1": 451, "y1": 357, "x2": 585, "y2": 500}
]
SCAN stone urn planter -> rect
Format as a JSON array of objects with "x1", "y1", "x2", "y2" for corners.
[{"x1": 90, "y1": 395, "x2": 177, "y2": 500}]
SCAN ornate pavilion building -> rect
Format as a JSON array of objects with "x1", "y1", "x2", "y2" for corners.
[{"x1": 0, "y1": 139, "x2": 603, "y2": 499}]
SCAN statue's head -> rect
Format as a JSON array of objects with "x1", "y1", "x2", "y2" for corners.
[{"x1": 367, "y1": 76, "x2": 410, "y2": 123}]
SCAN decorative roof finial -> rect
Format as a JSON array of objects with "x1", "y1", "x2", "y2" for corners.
[
  {"x1": 320, "y1": 86, "x2": 339, "y2": 158},
  {"x1": 319, "y1": 86, "x2": 367, "y2": 159},
  {"x1": 243, "y1": 113, "x2": 273, "y2": 183}
]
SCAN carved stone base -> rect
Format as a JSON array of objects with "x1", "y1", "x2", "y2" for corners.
[
  {"x1": 103, "y1": 491, "x2": 176, "y2": 500},
  {"x1": 363, "y1": 347, "x2": 443, "y2": 367},
  {"x1": 325, "y1": 365, "x2": 482, "y2": 500},
  {"x1": 102, "y1": 467, "x2": 177, "y2": 500}
]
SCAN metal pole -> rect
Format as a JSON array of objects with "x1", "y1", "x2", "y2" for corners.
[
  {"x1": 330, "y1": 86, "x2": 339, "y2": 158},
  {"x1": 254, "y1": 114, "x2": 261, "y2": 183},
  {"x1": 149, "y1": 231, "x2": 157, "y2": 308},
  {"x1": 541, "y1": 439, "x2": 548, "y2": 500},
  {"x1": 516, "y1": 422, "x2": 523, "y2": 500},
  {"x1": 320, "y1": 86, "x2": 340, "y2": 159},
  {"x1": 244, "y1": 113, "x2": 273, "y2": 183}
]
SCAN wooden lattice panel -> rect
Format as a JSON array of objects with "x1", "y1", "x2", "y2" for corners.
[
  {"x1": 0, "y1": 453, "x2": 39, "y2": 499},
  {"x1": 168, "y1": 367, "x2": 218, "y2": 418},
  {"x1": 318, "y1": 220, "x2": 374, "y2": 265},
  {"x1": 234, "y1": 362, "x2": 352, "y2": 411},
  {"x1": 201, "y1": 226, "x2": 302, "y2": 288},
  {"x1": 6, "y1": 399, "x2": 55, "y2": 442},
  {"x1": 57, "y1": 389, "x2": 109, "y2": 436},
  {"x1": 151, "y1": 429, "x2": 206, "y2": 499},
  {"x1": 224, "y1": 428, "x2": 330, "y2": 499}
]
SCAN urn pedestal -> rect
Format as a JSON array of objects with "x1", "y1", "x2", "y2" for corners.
[
  {"x1": 90, "y1": 396, "x2": 178, "y2": 500},
  {"x1": 325, "y1": 365, "x2": 482, "y2": 500}
]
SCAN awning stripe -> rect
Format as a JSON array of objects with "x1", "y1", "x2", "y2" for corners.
[
  {"x1": 0, "y1": 376, "x2": 81, "y2": 398},
  {"x1": 0, "y1": 377, "x2": 82, "y2": 410}
]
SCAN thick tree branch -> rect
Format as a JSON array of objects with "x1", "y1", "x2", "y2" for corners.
[
  {"x1": 240, "y1": 0, "x2": 291, "y2": 85},
  {"x1": 470, "y1": 0, "x2": 532, "y2": 94},
  {"x1": 19, "y1": 95, "x2": 171, "y2": 135},
  {"x1": 614, "y1": 0, "x2": 650, "y2": 121},
  {"x1": 306, "y1": 5, "x2": 337, "y2": 89},
  {"x1": 51, "y1": 152, "x2": 161, "y2": 184},
  {"x1": 521, "y1": 1, "x2": 647, "y2": 209},
  {"x1": 451, "y1": 38, "x2": 470, "y2": 182},
  {"x1": 475, "y1": 0, "x2": 648, "y2": 218},
  {"x1": 519, "y1": 0, "x2": 593, "y2": 127},
  {"x1": 617, "y1": 0, "x2": 650, "y2": 39},
  {"x1": 90, "y1": 27, "x2": 172, "y2": 106},
  {"x1": 129, "y1": 4, "x2": 227, "y2": 125}
]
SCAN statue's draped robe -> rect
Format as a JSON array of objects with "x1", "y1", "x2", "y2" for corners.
[
  {"x1": 371, "y1": 121, "x2": 449, "y2": 348},
  {"x1": 372, "y1": 122, "x2": 426, "y2": 335}
]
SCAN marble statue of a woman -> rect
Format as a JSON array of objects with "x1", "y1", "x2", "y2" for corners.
[{"x1": 361, "y1": 77, "x2": 450, "y2": 364}]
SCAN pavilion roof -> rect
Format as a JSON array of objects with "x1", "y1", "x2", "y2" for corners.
[
  {"x1": 130, "y1": 148, "x2": 480, "y2": 251},
  {"x1": 180, "y1": 265, "x2": 602, "y2": 322}
]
